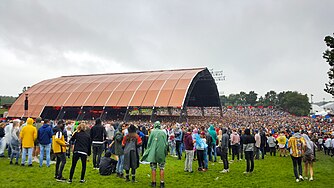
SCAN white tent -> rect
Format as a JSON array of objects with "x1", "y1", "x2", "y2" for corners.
[
  {"x1": 310, "y1": 104, "x2": 326, "y2": 115},
  {"x1": 321, "y1": 102, "x2": 334, "y2": 111}
]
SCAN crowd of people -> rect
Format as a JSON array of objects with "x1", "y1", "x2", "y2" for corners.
[{"x1": 0, "y1": 107, "x2": 334, "y2": 186}]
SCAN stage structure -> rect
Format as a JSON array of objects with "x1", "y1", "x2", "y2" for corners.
[{"x1": 8, "y1": 68, "x2": 221, "y2": 122}]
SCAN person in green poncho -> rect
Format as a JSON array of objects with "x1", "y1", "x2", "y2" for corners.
[{"x1": 141, "y1": 121, "x2": 168, "y2": 188}]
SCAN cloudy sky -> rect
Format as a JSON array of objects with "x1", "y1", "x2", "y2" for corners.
[{"x1": 1, "y1": 0, "x2": 334, "y2": 102}]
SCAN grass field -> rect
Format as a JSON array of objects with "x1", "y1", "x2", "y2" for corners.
[{"x1": 0, "y1": 151, "x2": 333, "y2": 188}]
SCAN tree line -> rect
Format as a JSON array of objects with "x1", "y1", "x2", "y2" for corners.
[{"x1": 219, "y1": 90, "x2": 310, "y2": 116}]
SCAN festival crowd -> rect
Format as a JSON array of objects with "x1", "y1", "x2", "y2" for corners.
[{"x1": 0, "y1": 107, "x2": 334, "y2": 187}]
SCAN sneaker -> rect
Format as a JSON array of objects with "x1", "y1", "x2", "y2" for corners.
[
  {"x1": 67, "y1": 179, "x2": 72, "y2": 184},
  {"x1": 151, "y1": 182, "x2": 156, "y2": 187},
  {"x1": 79, "y1": 180, "x2": 86, "y2": 183},
  {"x1": 21, "y1": 164, "x2": 25, "y2": 166},
  {"x1": 296, "y1": 179, "x2": 300, "y2": 183},
  {"x1": 28, "y1": 164, "x2": 33, "y2": 167},
  {"x1": 10, "y1": 161, "x2": 13, "y2": 165},
  {"x1": 243, "y1": 171, "x2": 249, "y2": 174},
  {"x1": 309, "y1": 177, "x2": 313, "y2": 181},
  {"x1": 299, "y1": 175, "x2": 304, "y2": 181},
  {"x1": 304, "y1": 177, "x2": 308, "y2": 180},
  {"x1": 15, "y1": 162, "x2": 19, "y2": 165},
  {"x1": 56, "y1": 177, "x2": 66, "y2": 182},
  {"x1": 220, "y1": 169, "x2": 228, "y2": 173}
]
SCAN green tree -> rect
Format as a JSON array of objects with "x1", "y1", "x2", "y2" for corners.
[
  {"x1": 323, "y1": 33, "x2": 334, "y2": 96},
  {"x1": 277, "y1": 91, "x2": 310, "y2": 116},
  {"x1": 219, "y1": 95, "x2": 228, "y2": 106},
  {"x1": 245, "y1": 91, "x2": 258, "y2": 106},
  {"x1": 264, "y1": 90, "x2": 278, "y2": 106}
]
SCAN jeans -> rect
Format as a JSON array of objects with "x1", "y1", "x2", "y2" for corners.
[
  {"x1": 39, "y1": 143, "x2": 51, "y2": 167},
  {"x1": 55, "y1": 153, "x2": 66, "y2": 178},
  {"x1": 10, "y1": 141, "x2": 20, "y2": 163},
  {"x1": 254, "y1": 147, "x2": 260, "y2": 159},
  {"x1": 232, "y1": 145, "x2": 240, "y2": 160},
  {"x1": 209, "y1": 143, "x2": 217, "y2": 162},
  {"x1": 176, "y1": 141, "x2": 182, "y2": 159},
  {"x1": 245, "y1": 151, "x2": 254, "y2": 172},
  {"x1": 260, "y1": 147, "x2": 265, "y2": 159},
  {"x1": 116, "y1": 155, "x2": 124, "y2": 174},
  {"x1": 203, "y1": 147, "x2": 208, "y2": 169},
  {"x1": 222, "y1": 149, "x2": 229, "y2": 170},
  {"x1": 0, "y1": 137, "x2": 5, "y2": 156},
  {"x1": 197, "y1": 150, "x2": 204, "y2": 169},
  {"x1": 69, "y1": 153, "x2": 87, "y2": 181},
  {"x1": 240, "y1": 145, "x2": 244, "y2": 159},
  {"x1": 92, "y1": 143, "x2": 104, "y2": 168},
  {"x1": 184, "y1": 150, "x2": 194, "y2": 172},
  {"x1": 269, "y1": 147, "x2": 276, "y2": 156},
  {"x1": 21, "y1": 147, "x2": 33, "y2": 165},
  {"x1": 170, "y1": 145, "x2": 176, "y2": 156},
  {"x1": 291, "y1": 156, "x2": 302, "y2": 179}
]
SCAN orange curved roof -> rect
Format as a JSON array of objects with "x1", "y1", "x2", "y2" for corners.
[{"x1": 8, "y1": 68, "x2": 206, "y2": 118}]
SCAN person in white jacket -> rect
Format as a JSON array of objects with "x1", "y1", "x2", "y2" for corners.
[{"x1": 324, "y1": 136, "x2": 332, "y2": 156}]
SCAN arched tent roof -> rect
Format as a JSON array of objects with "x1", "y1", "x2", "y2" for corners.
[{"x1": 8, "y1": 68, "x2": 221, "y2": 118}]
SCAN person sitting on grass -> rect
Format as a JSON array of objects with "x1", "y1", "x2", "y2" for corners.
[{"x1": 99, "y1": 151, "x2": 118, "y2": 176}]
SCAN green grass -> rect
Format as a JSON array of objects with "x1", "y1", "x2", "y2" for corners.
[{"x1": 0, "y1": 151, "x2": 333, "y2": 188}]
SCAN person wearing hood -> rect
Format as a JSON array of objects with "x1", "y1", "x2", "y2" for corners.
[
  {"x1": 122, "y1": 124, "x2": 142, "y2": 183},
  {"x1": 208, "y1": 124, "x2": 218, "y2": 162},
  {"x1": 220, "y1": 128, "x2": 230, "y2": 173},
  {"x1": 38, "y1": 119, "x2": 53, "y2": 167},
  {"x1": 142, "y1": 121, "x2": 168, "y2": 188},
  {"x1": 243, "y1": 128, "x2": 255, "y2": 174},
  {"x1": 114, "y1": 123, "x2": 125, "y2": 178},
  {"x1": 288, "y1": 128, "x2": 306, "y2": 182},
  {"x1": 90, "y1": 118, "x2": 107, "y2": 169},
  {"x1": 20, "y1": 118, "x2": 37, "y2": 167}
]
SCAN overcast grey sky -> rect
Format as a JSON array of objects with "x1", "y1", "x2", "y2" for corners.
[{"x1": 0, "y1": 0, "x2": 333, "y2": 102}]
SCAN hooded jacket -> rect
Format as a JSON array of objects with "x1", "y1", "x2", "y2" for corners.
[
  {"x1": 208, "y1": 125, "x2": 218, "y2": 144},
  {"x1": 288, "y1": 132, "x2": 306, "y2": 157},
  {"x1": 114, "y1": 124, "x2": 124, "y2": 155},
  {"x1": 38, "y1": 123, "x2": 53, "y2": 145},
  {"x1": 71, "y1": 130, "x2": 91, "y2": 156},
  {"x1": 52, "y1": 126, "x2": 67, "y2": 154},
  {"x1": 20, "y1": 118, "x2": 37, "y2": 148},
  {"x1": 141, "y1": 121, "x2": 168, "y2": 163},
  {"x1": 90, "y1": 118, "x2": 107, "y2": 144},
  {"x1": 243, "y1": 129, "x2": 256, "y2": 152},
  {"x1": 183, "y1": 132, "x2": 194, "y2": 150},
  {"x1": 221, "y1": 128, "x2": 229, "y2": 150}
]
